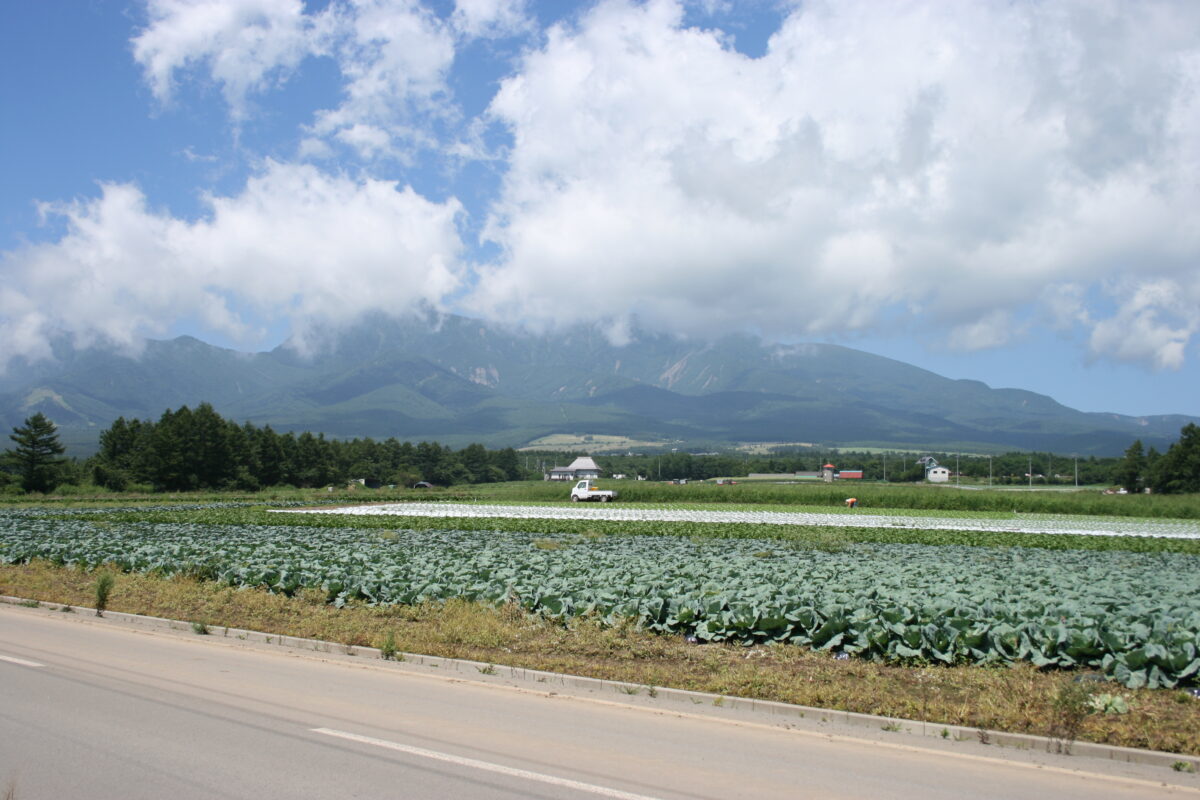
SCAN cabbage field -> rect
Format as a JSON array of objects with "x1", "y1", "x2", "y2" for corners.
[{"x1": 2, "y1": 507, "x2": 1198, "y2": 689}]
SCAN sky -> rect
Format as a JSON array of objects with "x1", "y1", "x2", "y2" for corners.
[{"x1": 1, "y1": 0, "x2": 1198, "y2": 418}]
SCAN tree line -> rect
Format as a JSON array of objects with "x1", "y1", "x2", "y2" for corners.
[
  {"x1": 1117, "y1": 427, "x2": 1200, "y2": 495},
  {"x1": 590, "y1": 449, "x2": 1125, "y2": 486},
  {"x1": 3, "y1": 406, "x2": 1199, "y2": 495},
  {"x1": 2, "y1": 405, "x2": 525, "y2": 493}
]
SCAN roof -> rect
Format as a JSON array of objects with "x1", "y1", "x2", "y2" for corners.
[{"x1": 566, "y1": 456, "x2": 601, "y2": 472}]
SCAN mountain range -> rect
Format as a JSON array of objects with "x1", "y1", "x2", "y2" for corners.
[{"x1": 2, "y1": 313, "x2": 1193, "y2": 456}]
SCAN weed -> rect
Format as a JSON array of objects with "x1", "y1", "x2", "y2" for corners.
[
  {"x1": 1047, "y1": 679, "x2": 1093, "y2": 754},
  {"x1": 379, "y1": 629, "x2": 398, "y2": 660},
  {"x1": 712, "y1": 696, "x2": 724, "y2": 707},
  {"x1": 477, "y1": 663, "x2": 497, "y2": 675},
  {"x1": 342, "y1": 644, "x2": 356, "y2": 656},
  {"x1": 94, "y1": 571, "x2": 115, "y2": 617},
  {"x1": 1172, "y1": 761, "x2": 1196, "y2": 773},
  {"x1": 620, "y1": 685, "x2": 640, "y2": 695},
  {"x1": 881, "y1": 721, "x2": 902, "y2": 732},
  {"x1": 191, "y1": 621, "x2": 209, "y2": 635},
  {"x1": 977, "y1": 729, "x2": 991, "y2": 745},
  {"x1": 941, "y1": 728, "x2": 950, "y2": 739},
  {"x1": 59, "y1": 605, "x2": 73, "y2": 613},
  {"x1": 19, "y1": 599, "x2": 38, "y2": 608},
  {"x1": 647, "y1": 686, "x2": 658, "y2": 698},
  {"x1": 533, "y1": 539, "x2": 562, "y2": 550},
  {"x1": 377, "y1": 530, "x2": 399, "y2": 542}
]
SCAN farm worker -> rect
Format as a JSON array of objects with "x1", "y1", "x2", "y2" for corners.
[{"x1": 845, "y1": 497, "x2": 858, "y2": 508}]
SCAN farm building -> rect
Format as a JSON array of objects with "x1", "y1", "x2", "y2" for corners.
[
  {"x1": 927, "y1": 466, "x2": 951, "y2": 483},
  {"x1": 546, "y1": 456, "x2": 602, "y2": 481}
]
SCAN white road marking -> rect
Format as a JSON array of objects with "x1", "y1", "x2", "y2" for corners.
[
  {"x1": 311, "y1": 727, "x2": 666, "y2": 800},
  {"x1": 0, "y1": 654, "x2": 45, "y2": 667}
]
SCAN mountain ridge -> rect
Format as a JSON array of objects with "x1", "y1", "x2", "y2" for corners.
[{"x1": 2, "y1": 313, "x2": 1193, "y2": 456}]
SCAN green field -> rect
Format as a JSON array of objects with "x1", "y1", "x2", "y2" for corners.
[{"x1": 3, "y1": 492, "x2": 1198, "y2": 689}]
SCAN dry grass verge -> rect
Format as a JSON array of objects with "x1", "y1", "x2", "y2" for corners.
[{"x1": 4, "y1": 560, "x2": 1197, "y2": 755}]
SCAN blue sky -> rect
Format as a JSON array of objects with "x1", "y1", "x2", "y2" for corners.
[{"x1": 2, "y1": 0, "x2": 1198, "y2": 417}]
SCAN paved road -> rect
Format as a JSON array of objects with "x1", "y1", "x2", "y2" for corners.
[
  {"x1": 1, "y1": 607, "x2": 1194, "y2": 799},
  {"x1": 275, "y1": 502, "x2": 1200, "y2": 539}
]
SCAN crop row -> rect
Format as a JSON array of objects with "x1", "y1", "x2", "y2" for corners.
[
  {"x1": 43, "y1": 505, "x2": 1200, "y2": 554},
  {"x1": 1, "y1": 513, "x2": 1197, "y2": 688},
  {"x1": 276, "y1": 502, "x2": 1200, "y2": 539}
]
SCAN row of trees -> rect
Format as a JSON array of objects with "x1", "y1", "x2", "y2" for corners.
[
  {"x1": 592, "y1": 449, "x2": 1122, "y2": 486},
  {"x1": 1, "y1": 406, "x2": 527, "y2": 493},
  {"x1": 1118, "y1": 425, "x2": 1200, "y2": 494},
  {"x1": 89, "y1": 404, "x2": 526, "y2": 491},
  {"x1": 3, "y1": 407, "x2": 1199, "y2": 495}
]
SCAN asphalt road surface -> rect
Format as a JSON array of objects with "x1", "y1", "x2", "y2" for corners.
[{"x1": 1, "y1": 607, "x2": 1194, "y2": 799}]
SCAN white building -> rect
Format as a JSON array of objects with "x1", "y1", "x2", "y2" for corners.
[
  {"x1": 927, "y1": 466, "x2": 951, "y2": 483},
  {"x1": 546, "y1": 456, "x2": 602, "y2": 481}
]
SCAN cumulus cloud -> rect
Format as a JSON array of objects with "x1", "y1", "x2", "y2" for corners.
[
  {"x1": 306, "y1": 0, "x2": 457, "y2": 159},
  {"x1": 0, "y1": 163, "x2": 464, "y2": 367},
  {"x1": 1089, "y1": 280, "x2": 1200, "y2": 370},
  {"x1": 468, "y1": 0, "x2": 1200, "y2": 370},
  {"x1": 451, "y1": 0, "x2": 532, "y2": 39},
  {"x1": 13, "y1": 0, "x2": 1200, "y2": 376},
  {"x1": 135, "y1": 0, "x2": 458, "y2": 156},
  {"x1": 133, "y1": 0, "x2": 313, "y2": 117}
]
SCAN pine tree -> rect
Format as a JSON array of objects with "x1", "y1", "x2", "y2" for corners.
[
  {"x1": 1154, "y1": 423, "x2": 1200, "y2": 494},
  {"x1": 1117, "y1": 439, "x2": 1146, "y2": 493},
  {"x1": 7, "y1": 412, "x2": 67, "y2": 493}
]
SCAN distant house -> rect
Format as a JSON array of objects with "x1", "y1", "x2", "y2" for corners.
[
  {"x1": 927, "y1": 466, "x2": 951, "y2": 483},
  {"x1": 836, "y1": 470, "x2": 863, "y2": 480},
  {"x1": 545, "y1": 456, "x2": 603, "y2": 481}
]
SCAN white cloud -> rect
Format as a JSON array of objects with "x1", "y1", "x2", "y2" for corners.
[
  {"x1": 1089, "y1": 280, "x2": 1200, "y2": 370},
  {"x1": 133, "y1": 0, "x2": 313, "y2": 117},
  {"x1": 134, "y1": 0, "x2": 458, "y2": 156},
  {"x1": 308, "y1": 0, "x2": 457, "y2": 158},
  {"x1": 0, "y1": 163, "x2": 464, "y2": 368},
  {"x1": 468, "y1": 0, "x2": 1200, "y2": 371},
  {"x1": 451, "y1": 0, "x2": 532, "y2": 39}
]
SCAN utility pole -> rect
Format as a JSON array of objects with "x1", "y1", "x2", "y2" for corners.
[
  {"x1": 1028, "y1": 456, "x2": 1032, "y2": 488},
  {"x1": 955, "y1": 453, "x2": 959, "y2": 485},
  {"x1": 988, "y1": 455, "x2": 992, "y2": 487},
  {"x1": 1074, "y1": 456, "x2": 1078, "y2": 487}
]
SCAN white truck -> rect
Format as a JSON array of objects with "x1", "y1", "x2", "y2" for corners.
[{"x1": 570, "y1": 479, "x2": 618, "y2": 502}]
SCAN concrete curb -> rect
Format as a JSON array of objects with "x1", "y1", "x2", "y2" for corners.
[{"x1": 4, "y1": 593, "x2": 1198, "y2": 774}]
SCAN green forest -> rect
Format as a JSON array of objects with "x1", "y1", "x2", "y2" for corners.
[{"x1": 2, "y1": 403, "x2": 1198, "y2": 495}]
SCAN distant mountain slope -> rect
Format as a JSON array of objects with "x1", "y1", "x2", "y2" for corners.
[{"x1": 1, "y1": 313, "x2": 1193, "y2": 455}]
